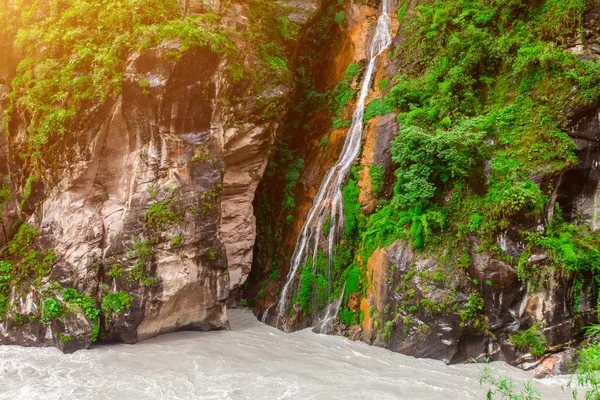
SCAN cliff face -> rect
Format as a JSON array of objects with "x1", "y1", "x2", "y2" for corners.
[
  {"x1": 250, "y1": 0, "x2": 600, "y2": 376},
  {"x1": 0, "y1": 0, "x2": 317, "y2": 351}
]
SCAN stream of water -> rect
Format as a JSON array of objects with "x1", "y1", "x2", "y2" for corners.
[
  {"x1": 277, "y1": 0, "x2": 393, "y2": 323},
  {"x1": 0, "y1": 309, "x2": 571, "y2": 399}
]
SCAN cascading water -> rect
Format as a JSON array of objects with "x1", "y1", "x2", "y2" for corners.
[
  {"x1": 314, "y1": 283, "x2": 345, "y2": 334},
  {"x1": 277, "y1": 0, "x2": 392, "y2": 324}
]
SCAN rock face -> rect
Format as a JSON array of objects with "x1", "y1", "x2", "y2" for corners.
[
  {"x1": 357, "y1": 238, "x2": 593, "y2": 370},
  {"x1": 0, "y1": 1, "x2": 318, "y2": 351}
]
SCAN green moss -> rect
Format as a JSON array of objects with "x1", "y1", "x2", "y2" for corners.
[{"x1": 319, "y1": 136, "x2": 329, "y2": 151}]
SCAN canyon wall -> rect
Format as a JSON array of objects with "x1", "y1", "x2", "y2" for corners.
[{"x1": 0, "y1": 0, "x2": 317, "y2": 351}]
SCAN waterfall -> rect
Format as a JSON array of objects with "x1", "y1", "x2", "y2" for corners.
[
  {"x1": 277, "y1": 0, "x2": 392, "y2": 322},
  {"x1": 261, "y1": 304, "x2": 273, "y2": 324},
  {"x1": 314, "y1": 283, "x2": 346, "y2": 334}
]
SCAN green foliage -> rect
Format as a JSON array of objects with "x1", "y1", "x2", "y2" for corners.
[
  {"x1": 9, "y1": 224, "x2": 38, "y2": 256},
  {"x1": 145, "y1": 199, "x2": 181, "y2": 230},
  {"x1": 570, "y1": 330, "x2": 600, "y2": 399},
  {"x1": 369, "y1": 164, "x2": 384, "y2": 198},
  {"x1": 509, "y1": 323, "x2": 547, "y2": 358},
  {"x1": 63, "y1": 288, "x2": 100, "y2": 341},
  {"x1": 107, "y1": 263, "x2": 124, "y2": 279},
  {"x1": 357, "y1": 0, "x2": 597, "y2": 269},
  {"x1": 320, "y1": 136, "x2": 329, "y2": 151},
  {"x1": 171, "y1": 236, "x2": 183, "y2": 246},
  {"x1": 334, "y1": 11, "x2": 345, "y2": 26},
  {"x1": 191, "y1": 145, "x2": 210, "y2": 162},
  {"x1": 381, "y1": 320, "x2": 393, "y2": 342},
  {"x1": 133, "y1": 237, "x2": 153, "y2": 260},
  {"x1": 298, "y1": 265, "x2": 313, "y2": 315},
  {"x1": 141, "y1": 276, "x2": 158, "y2": 287},
  {"x1": 329, "y1": 63, "x2": 360, "y2": 122},
  {"x1": 459, "y1": 293, "x2": 485, "y2": 330},
  {"x1": 41, "y1": 297, "x2": 63, "y2": 325},
  {"x1": 397, "y1": 0, "x2": 408, "y2": 24},
  {"x1": 391, "y1": 118, "x2": 486, "y2": 208},
  {"x1": 518, "y1": 208, "x2": 600, "y2": 308},
  {"x1": 479, "y1": 364, "x2": 542, "y2": 400},
  {"x1": 6, "y1": 0, "x2": 238, "y2": 168},
  {"x1": 129, "y1": 237, "x2": 156, "y2": 286},
  {"x1": 0, "y1": 261, "x2": 12, "y2": 315},
  {"x1": 339, "y1": 307, "x2": 361, "y2": 326},
  {"x1": 101, "y1": 291, "x2": 133, "y2": 315},
  {"x1": 342, "y1": 168, "x2": 363, "y2": 237},
  {"x1": 364, "y1": 98, "x2": 395, "y2": 122},
  {"x1": 281, "y1": 157, "x2": 304, "y2": 212}
]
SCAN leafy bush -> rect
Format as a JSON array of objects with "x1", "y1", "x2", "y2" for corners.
[
  {"x1": 41, "y1": 298, "x2": 63, "y2": 325},
  {"x1": 101, "y1": 291, "x2": 133, "y2": 315},
  {"x1": 145, "y1": 199, "x2": 181, "y2": 230}
]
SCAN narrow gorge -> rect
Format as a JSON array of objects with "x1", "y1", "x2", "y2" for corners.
[{"x1": 2, "y1": 0, "x2": 600, "y2": 398}]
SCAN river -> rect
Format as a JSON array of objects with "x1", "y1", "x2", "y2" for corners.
[{"x1": 0, "y1": 309, "x2": 571, "y2": 399}]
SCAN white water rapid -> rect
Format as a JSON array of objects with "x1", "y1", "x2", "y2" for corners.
[
  {"x1": 277, "y1": 0, "x2": 393, "y2": 319},
  {"x1": 0, "y1": 309, "x2": 570, "y2": 400}
]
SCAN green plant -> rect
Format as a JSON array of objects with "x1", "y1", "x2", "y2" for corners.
[
  {"x1": 101, "y1": 291, "x2": 133, "y2": 315},
  {"x1": 381, "y1": 320, "x2": 393, "y2": 341},
  {"x1": 459, "y1": 293, "x2": 485, "y2": 329},
  {"x1": 171, "y1": 236, "x2": 183, "y2": 246},
  {"x1": 364, "y1": 98, "x2": 395, "y2": 122},
  {"x1": 369, "y1": 164, "x2": 384, "y2": 198},
  {"x1": 281, "y1": 157, "x2": 304, "y2": 212},
  {"x1": 509, "y1": 323, "x2": 547, "y2": 358},
  {"x1": 320, "y1": 136, "x2": 329, "y2": 151},
  {"x1": 334, "y1": 11, "x2": 345, "y2": 26},
  {"x1": 479, "y1": 364, "x2": 542, "y2": 400},
  {"x1": 41, "y1": 297, "x2": 63, "y2": 325},
  {"x1": 141, "y1": 276, "x2": 158, "y2": 287},
  {"x1": 107, "y1": 263, "x2": 124, "y2": 279},
  {"x1": 145, "y1": 199, "x2": 181, "y2": 230},
  {"x1": 62, "y1": 288, "x2": 100, "y2": 341}
]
